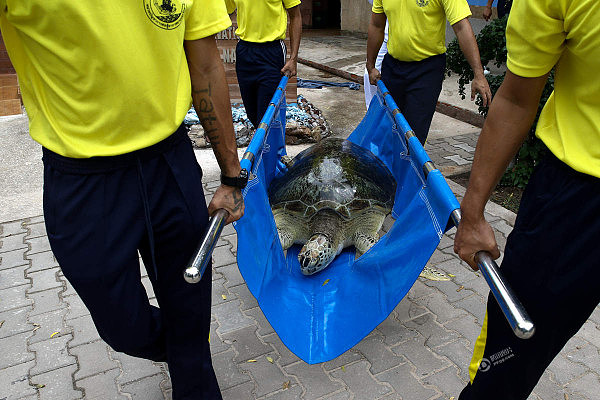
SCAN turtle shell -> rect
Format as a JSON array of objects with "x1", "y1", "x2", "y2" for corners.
[{"x1": 269, "y1": 138, "x2": 396, "y2": 220}]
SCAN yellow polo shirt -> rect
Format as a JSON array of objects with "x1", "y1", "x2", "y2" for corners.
[
  {"x1": 506, "y1": 0, "x2": 600, "y2": 178},
  {"x1": 224, "y1": 0, "x2": 301, "y2": 43},
  {"x1": 372, "y1": 0, "x2": 471, "y2": 62},
  {"x1": 0, "y1": 0, "x2": 231, "y2": 158}
]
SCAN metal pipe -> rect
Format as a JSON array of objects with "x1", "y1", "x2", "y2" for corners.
[
  {"x1": 450, "y1": 209, "x2": 535, "y2": 339},
  {"x1": 377, "y1": 78, "x2": 534, "y2": 338},
  {"x1": 184, "y1": 209, "x2": 229, "y2": 284}
]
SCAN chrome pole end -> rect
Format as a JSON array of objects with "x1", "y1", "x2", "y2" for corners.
[
  {"x1": 183, "y1": 266, "x2": 201, "y2": 284},
  {"x1": 514, "y1": 321, "x2": 535, "y2": 340}
]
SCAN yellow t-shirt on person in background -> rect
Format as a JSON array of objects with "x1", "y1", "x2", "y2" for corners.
[
  {"x1": 224, "y1": 0, "x2": 301, "y2": 43},
  {"x1": 506, "y1": 0, "x2": 600, "y2": 178},
  {"x1": 372, "y1": 0, "x2": 471, "y2": 62},
  {"x1": 0, "y1": 0, "x2": 231, "y2": 158}
]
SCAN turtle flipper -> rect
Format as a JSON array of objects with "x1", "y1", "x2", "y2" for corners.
[
  {"x1": 351, "y1": 210, "x2": 386, "y2": 256},
  {"x1": 353, "y1": 232, "x2": 379, "y2": 256},
  {"x1": 273, "y1": 212, "x2": 308, "y2": 251},
  {"x1": 277, "y1": 226, "x2": 295, "y2": 251}
]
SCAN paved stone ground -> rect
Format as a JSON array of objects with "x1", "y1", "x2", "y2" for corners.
[{"x1": 2, "y1": 170, "x2": 600, "y2": 399}]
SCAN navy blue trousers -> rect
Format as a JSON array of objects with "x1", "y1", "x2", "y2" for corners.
[
  {"x1": 43, "y1": 126, "x2": 221, "y2": 400},
  {"x1": 459, "y1": 152, "x2": 600, "y2": 399},
  {"x1": 236, "y1": 39, "x2": 286, "y2": 128},
  {"x1": 381, "y1": 53, "x2": 446, "y2": 145}
]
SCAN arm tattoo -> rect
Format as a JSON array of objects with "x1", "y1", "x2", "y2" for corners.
[
  {"x1": 231, "y1": 190, "x2": 243, "y2": 212},
  {"x1": 192, "y1": 83, "x2": 222, "y2": 145}
]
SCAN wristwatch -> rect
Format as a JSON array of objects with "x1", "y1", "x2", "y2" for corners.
[{"x1": 220, "y1": 168, "x2": 249, "y2": 189}]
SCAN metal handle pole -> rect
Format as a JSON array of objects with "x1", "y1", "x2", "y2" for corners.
[
  {"x1": 451, "y1": 209, "x2": 535, "y2": 339},
  {"x1": 184, "y1": 209, "x2": 229, "y2": 284}
]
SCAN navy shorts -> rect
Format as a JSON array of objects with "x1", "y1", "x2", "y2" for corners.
[
  {"x1": 43, "y1": 125, "x2": 221, "y2": 400},
  {"x1": 460, "y1": 151, "x2": 600, "y2": 399},
  {"x1": 236, "y1": 39, "x2": 286, "y2": 127},
  {"x1": 381, "y1": 53, "x2": 446, "y2": 145}
]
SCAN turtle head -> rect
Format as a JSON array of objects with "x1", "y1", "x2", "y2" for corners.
[{"x1": 298, "y1": 234, "x2": 339, "y2": 275}]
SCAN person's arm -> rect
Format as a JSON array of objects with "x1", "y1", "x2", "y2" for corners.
[
  {"x1": 366, "y1": 12, "x2": 387, "y2": 85},
  {"x1": 184, "y1": 37, "x2": 244, "y2": 224},
  {"x1": 452, "y1": 18, "x2": 492, "y2": 107},
  {"x1": 483, "y1": 0, "x2": 494, "y2": 21},
  {"x1": 281, "y1": 5, "x2": 302, "y2": 77},
  {"x1": 453, "y1": 71, "x2": 549, "y2": 269}
]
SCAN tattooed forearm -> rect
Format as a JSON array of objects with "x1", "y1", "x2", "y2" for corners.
[{"x1": 192, "y1": 82, "x2": 222, "y2": 145}]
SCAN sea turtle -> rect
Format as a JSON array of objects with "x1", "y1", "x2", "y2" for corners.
[{"x1": 268, "y1": 138, "x2": 396, "y2": 275}]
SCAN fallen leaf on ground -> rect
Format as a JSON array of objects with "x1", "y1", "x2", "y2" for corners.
[
  {"x1": 266, "y1": 356, "x2": 274, "y2": 363},
  {"x1": 50, "y1": 331, "x2": 59, "y2": 338},
  {"x1": 448, "y1": 274, "x2": 455, "y2": 278},
  {"x1": 0, "y1": 320, "x2": 4, "y2": 328},
  {"x1": 341, "y1": 366, "x2": 346, "y2": 372},
  {"x1": 33, "y1": 384, "x2": 45, "y2": 389},
  {"x1": 247, "y1": 359, "x2": 257, "y2": 363},
  {"x1": 456, "y1": 285, "x2": 464, "y2": 292},
  {"x1": 221, "y1": 294, "x2": 227, "y2": 300},
  {"x1": 282, "y1": 381, "x2": 290, "y2": 390},
  {"x1": 322, "y1": 279, "x2": 330, "y2": 286}
]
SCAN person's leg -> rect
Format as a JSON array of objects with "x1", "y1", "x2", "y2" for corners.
[
  {"x1": 497, "y1": 0, "x2": 508, "y2": 19},
  {"x1": 459, "y1": 153, "x2": 600, "y2": 399},
  {"x1": 236, "y1": 40, "x2": 260, "y2": 127},
  {"x1": 138, "y1": 134, "x2": 220, "y2": 400},
  {"x1": 380, "y1": 53, "x2": 408, "y2": 115},
  {"x1": 43, "y1": 152, "x2": 166, "y2": 361},
  {"x1": 255, "y1": 40, "x2": 286, "y2": 125},
  {"x1": 401, "y1": 54, "x2": 445, "y2": 145}
]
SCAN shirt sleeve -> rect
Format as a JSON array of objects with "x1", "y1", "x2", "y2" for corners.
[
  {"x1": 185, "y1": 0, "x2": 232, "y2": 41},
  {"x1": 506, "y1": 0, "x2": 565, "y2": 77},
  {"x1": 443, "y1": 0, "x2": 472, "y2": 25},
  {"x1": 224, "y1": 0, "x2": 236, "y2": 14},
  {"x1": 283, "y1": 0, "x2": 301, "y2": 9},
  {"x1": 372, "y1": 0, "x2": 384, "y2": 14}
]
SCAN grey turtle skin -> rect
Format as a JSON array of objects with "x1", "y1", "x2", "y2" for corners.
[{"x1": 269, "y1": 138, "x2": 396, "y2": 275}]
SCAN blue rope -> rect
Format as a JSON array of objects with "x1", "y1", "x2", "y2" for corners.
[{"x1": 297, "y1": 78, "x2": 360, "y2": 91}]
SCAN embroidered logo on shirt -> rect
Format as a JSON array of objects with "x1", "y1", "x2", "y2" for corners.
[
  {"x1": 416, "y1": 0, "x2": 430, "y2": 6},
  {"x1": 144, "y1": 0, "x2": 186, "y2": 30}
]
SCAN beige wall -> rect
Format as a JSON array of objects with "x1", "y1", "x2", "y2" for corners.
[
  {"x1": 340, "y1": 0, "x2": 372, "y2": 34},
  {"x1": 339, "y1": 2, "x2": 483, "y2": 34}
]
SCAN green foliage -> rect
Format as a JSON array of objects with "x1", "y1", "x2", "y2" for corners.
[{"x1": 445, "y1": 13, "x2": 554, "y2": 188}]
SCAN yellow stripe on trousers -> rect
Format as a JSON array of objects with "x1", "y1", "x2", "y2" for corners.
[{"x1": 469, "y1": 311, "x2": 488, "y2": 383}]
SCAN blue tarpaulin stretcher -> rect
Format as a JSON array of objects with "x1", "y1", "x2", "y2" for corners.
[
  {"x1": 185, "y1": 76, "x2": 534, "y2": 364},
  {"x1": 233, "y1": 76, "x2": 460, "y2": 364}
]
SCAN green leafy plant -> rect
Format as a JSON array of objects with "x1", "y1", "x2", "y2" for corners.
[{"x1": 445, "y1": 10, "x2": 554, "y2": 188}]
